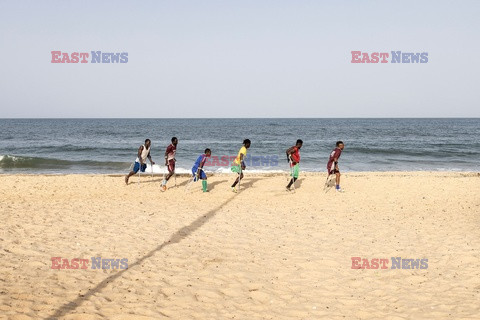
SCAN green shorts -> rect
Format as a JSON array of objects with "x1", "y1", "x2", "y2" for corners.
[
  {"x1": 290, "y1": 164, "x2": 299, "y2": 178},
  {"x1": 231, "y1": 164, "x2": 242, "y2": 174}
]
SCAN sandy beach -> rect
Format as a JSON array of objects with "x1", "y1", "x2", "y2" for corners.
[{"x1": 1, "y1": 172, "x2": 479, "y2": 319}]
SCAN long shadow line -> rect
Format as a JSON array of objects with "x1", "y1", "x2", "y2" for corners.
[{"x1": 47, "y1": 194, "x2": 237, "y2": 319}]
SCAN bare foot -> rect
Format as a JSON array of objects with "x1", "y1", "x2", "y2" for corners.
[{"x1": 125, "y1": 175, "x2": 129, "y2": 185}]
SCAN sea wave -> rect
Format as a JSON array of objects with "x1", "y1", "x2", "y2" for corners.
[
  {"x1": 0, "y1": 155, "x2": 290, "y2": 174},
  {"x1": 0, "y1": 155, "x2": 129, "y2": 170},
  {"x1": 347, "y1": 147, "x2": 480, "y2": 157}
]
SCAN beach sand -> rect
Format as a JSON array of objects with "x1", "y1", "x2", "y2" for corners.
[{"x1": 1, "y1": 172, "x2": 479, "y2": 319}]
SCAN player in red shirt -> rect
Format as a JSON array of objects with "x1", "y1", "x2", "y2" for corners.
[
  {"x1": 286, "y1": 139, "x2": 303, "y2": 191},
  {"x1": 327, "y1": 141, "x2": 345, "y2": 192},
  {"x1": 161, "y1": 137, "x2": 178, "y2": 191}
]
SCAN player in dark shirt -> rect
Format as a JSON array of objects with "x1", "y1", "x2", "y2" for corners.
[
  {"x1": 161, "y1": 137, "x2": 178, "y2": 191},
  {"x1": 327, "y1": 141, "x2": 345, "y2": 192}
]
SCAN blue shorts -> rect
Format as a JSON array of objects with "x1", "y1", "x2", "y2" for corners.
[
  {"x1": 133, "y1": 162, "x2": 147, "y2": 173},
  {"x1": 192, "y1": 168, "x2": 207, "y2": 180}
]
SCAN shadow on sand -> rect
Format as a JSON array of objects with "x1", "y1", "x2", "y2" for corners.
[
  {"x1": 47, "y1": 193, "x2": 237, "y2": 319},
  {"x1": 206, "y1": 179, "x2": 228, "y2": 191},
  {"x1": 237, "y1": 177, "x2": 262, "y2": 189}
]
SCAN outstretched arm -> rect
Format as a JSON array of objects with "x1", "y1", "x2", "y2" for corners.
[
  {"x1": 137, "y1": 146, "x2": 144, "y2": 163},
  {"x1": 333, "y1": 149, "x2": 341, "y2": 170},
  {"x1": 239, "y1": 153, "x2": 246, "y2": 169},
  {"x1": 147, "y1": 152, "x2": 155, "y2": 165},
  {"x1": 286, "y1": 146, "x2": 295, "y2": 162},
  {"x1": 197, "y1": 156, "x2": 206, "y2": 174},
  {"x1": 164, "y1": 147, "x2": 169, "y2": 166},
  {"x1": 199, "y1": 156, "x2": 206, "y2": 169},
  {"x1": 286, "y1": 146, "x2": 296, "y2": 163}
]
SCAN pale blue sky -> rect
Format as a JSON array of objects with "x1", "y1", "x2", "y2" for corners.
[{"x1": 0, "y1": 0, "x2": 479, "y2": 118}]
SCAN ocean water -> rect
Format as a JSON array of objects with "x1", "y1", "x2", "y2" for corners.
[{"x1": 0, "y1": 118, "x2": 479, "y2": 174}]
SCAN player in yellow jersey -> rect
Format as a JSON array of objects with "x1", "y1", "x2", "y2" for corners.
[{"x1": 230, "y1": 139, "x2": 251, "y2": 193}]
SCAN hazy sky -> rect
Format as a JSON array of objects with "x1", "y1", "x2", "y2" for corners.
[{"x1": 0, "y1": 0, "x2": 479, "y2": 118}]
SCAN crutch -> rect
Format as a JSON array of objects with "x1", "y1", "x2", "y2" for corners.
[
  {"x1": 185, "y1": 168, "x2": 203, "y2": 193},
  {"x1": 161, "y1": 161, "x2": 168, "y2": 190},
  {"x1": 137, "y1": 162, "x2": 141, "y2": 186},
  {"x1": 289, "y1": 156, "x2": 296, "y2": 193},
  {"x1": 238, "y1": 161, "x2": 243, "y2": 191},
  {"x1": 286, "y1": 155, "x2": 291, "y2": 182},
  {"x1": 324, "y1": 162, "x2": 336, "y2": 192}
]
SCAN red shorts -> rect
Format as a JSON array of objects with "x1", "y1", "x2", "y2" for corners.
[{"x1": 167, "y1": 160, "x2": 175, "y2": 173}]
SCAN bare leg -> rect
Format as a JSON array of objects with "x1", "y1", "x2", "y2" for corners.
[
  {"x1": 165, "y1": 172, "x2": 173, "y2": 181},
  {"x1": 286, "y1": 177, "x2": 297, "y2": 189},
  {"x1": 125, "y1": 171, "x2": 136, "y2": 185},
  {"x1": 231, "y1": 172, "x2": 243, "y2": 188},
  {"x1": 335, "y1": 172, "x2": 341, "y2": 186}
]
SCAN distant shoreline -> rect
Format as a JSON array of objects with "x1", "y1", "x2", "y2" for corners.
[
  {"x1": 1, "y1": 171, "x2": 478, "y2": 177},
  {"x1": 1, "y1": 117, "x2": 480, "y2": 120}
]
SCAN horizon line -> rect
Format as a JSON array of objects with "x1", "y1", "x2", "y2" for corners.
[{"x1": 1, "y1": 117, "x2": 479, "y2": 120}]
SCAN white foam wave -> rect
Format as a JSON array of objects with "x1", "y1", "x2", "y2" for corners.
[
  {"x1": 0, "y1": 155, "x2": 21, "y2": 162},
  {"x1": 140, "y1": 164, "x2": 288, "y2": 175}
]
